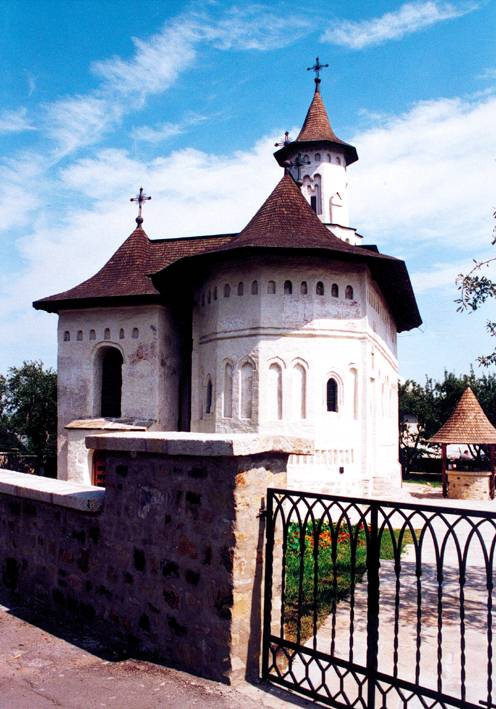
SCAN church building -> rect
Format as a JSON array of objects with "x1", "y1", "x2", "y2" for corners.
[{"x1": 34, "y1": 65, "x2": 421, "y2": 496}]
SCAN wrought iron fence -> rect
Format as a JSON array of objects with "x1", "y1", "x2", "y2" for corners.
[{"x1": 262, "y1": 488, "x2": 496, "y2": 708}]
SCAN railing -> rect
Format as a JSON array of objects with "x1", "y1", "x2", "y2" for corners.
[{"x1": 262, "y1": 488, "x2": 496, "y2": 708}]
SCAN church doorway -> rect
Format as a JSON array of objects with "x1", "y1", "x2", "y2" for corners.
[{"x1": 99, "y1": 347, "x2": 123, "y2": 417}]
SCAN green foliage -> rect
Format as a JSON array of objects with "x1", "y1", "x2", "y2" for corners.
[
  {"x1": 455, "y1": 210, "x2": 496, "y2": 366},
  {"x1": 283, "y1": 522, "x2": 414, "y2": 642},
  {"x1": 399, "y1": 369, "x2": 496, "y2": 473},
  {"x1": 1, "y1": 361, "x2": 57, "y2": 472}
]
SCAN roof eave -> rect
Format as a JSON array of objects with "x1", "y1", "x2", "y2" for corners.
[
  {"x1": 274, "y1": 140, "x2": 358, "y2": 167},
  {"x1": 33, "y1": 293, "x2": 162, "y2": 314}
]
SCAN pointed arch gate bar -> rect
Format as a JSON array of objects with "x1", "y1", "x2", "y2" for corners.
[{"x1": 262, "y1": 488, "x2": 496, "y2": 708}]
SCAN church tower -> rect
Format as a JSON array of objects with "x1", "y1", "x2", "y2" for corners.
[{"x1": 274, "y1": 59, "x2": 360, "y2": 245}]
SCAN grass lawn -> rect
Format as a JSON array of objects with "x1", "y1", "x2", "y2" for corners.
[
  {"x1": 404, "y1": 477, "x2": 442, "y2": 488},
  {"x1": 283, "y1": 522, "x2": 415, "y2": 642}
]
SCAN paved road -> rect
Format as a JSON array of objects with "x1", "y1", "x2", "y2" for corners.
[{"x1": 0, "y1": 601, "x2": 309, "y2": 709}]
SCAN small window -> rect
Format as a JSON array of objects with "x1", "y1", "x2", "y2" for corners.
[
  {"x1": 132, "y1": 328, "x2": 139, "y2": 339},
  {"x1": 251, "y1": 280, "x2": 258, "y2": 295},
  {"x1": 310, "y1": 195, "x2": 317, "y2": 212},
  {"x1": 104, "y1": 328, "x2": 110, "y2": 340},
  {"x1": 89, "y1": 329, "x2": 96, "y2": 341},
  {"x1": 77, "y1": 330, "x2": 83, "y2": 342},
  {"x1": 207, "y1": 290, "x2": 211, "y2": 304},
  {"x1": 316, "y1": 281, "x2": 324, "y2": 296},
  {"x1": 237, "y1": 282, "x2": 244, "y2": 296},
  {"x1": 303, "y1": 154, "x2": 309, "y2": 162},
  {"x1": 119, "y1": 328, "x2": 125, "y2": 339},
  {"x1": 63, "y1": 331, "x2": 70, "y2": 342},
  {"x1": 331, "y1": 283, "x2": 339, "y2": 298},
  {"x1": 315, "y1": 153, "x2": 321, "y2": 162},
  {"x1": 224, "y1": 284, "x2": 231, "y2": 298},
  {"x1": 345, "y1": 285, "x2": 354, "y2": 300},
  {"x1": 284, "y1": 280, "x2": 292, "y2": 295},
  {"x1": 267, "y1": 280, "x2": 276, "y2": 295},
  {"x1": 327, "y1": 153, "x2": 332, "y2": 162},
  {"x1": 223, "y1": 363, "x2": 233, "y2": 418},
  {"x1": 300, "y1": 281, "x2": 308, "y2": 295},
  {"x1": 336, "y1": 156, "x2": 341, "y2": 165},
  {"x1": 326, "y1": 378, "x2": 338, "y2": 412},
  {"x1": 213, "y1": 286, "x2": 218, "y2": 301},
  {"x1": 205, "y1": 377, "x2": 213, "y2": 415},
  {"x1": 201, "y1": 294, "x2": 205, "y2": 306}
]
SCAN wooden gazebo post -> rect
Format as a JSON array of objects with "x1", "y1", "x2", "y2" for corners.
[
  {"x1": 441, "y1": 443, "x2": 448, "y2": 498},
  {"x1": 491, "y1": 444, "x2": 495, "y2": 500}
]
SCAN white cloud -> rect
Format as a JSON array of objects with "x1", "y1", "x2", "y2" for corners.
[
  {"x1": 479, "y1": 67, "x2": 496, "y2": 80},
  {"x1": 351, "y1": 94, "x2": 496, "y2": 252},
  {"x1": 321, "y1": 2, "x2": 479, "y2": 49},
  {"x1": 0, "y1": 108, "x2": 35, "y2": 135},
  {"x1": 131, "y1": 113, "x2": 209, "y2": 144}
]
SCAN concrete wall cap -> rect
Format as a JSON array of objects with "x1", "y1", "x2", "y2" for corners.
[
  {"x1": 85, "y1": 431, "x2": 314, "y2": 457},
  {"x1": 0, "y1": 469, "x2": 104, "y2": 512}
]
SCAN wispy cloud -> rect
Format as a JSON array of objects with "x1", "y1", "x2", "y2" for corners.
[
  {"x1": 321, "y1": 1, "x2": 479, "y2": 49},
  {"x1": 131, "y1": 113, "x2": 209, "y2": 144},
  {"x1": 479, "y1": 67, "x2": 496, "y2": 80},
  {"x1": 0, "y1": 108, "x2": 36, "y2": 135}
]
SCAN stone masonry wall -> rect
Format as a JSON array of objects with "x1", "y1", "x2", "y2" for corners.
[{"x1": 0, "y1": 434, "x2": 305, "y2": 684}]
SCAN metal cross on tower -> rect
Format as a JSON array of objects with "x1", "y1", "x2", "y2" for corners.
[
  {"x1": 307, "y1": 57, "x2": 329, "y2": 85},
  {"x1": 274, "y1": 131, "x2": 292, "y2": 148},
  {"x1": 284, "y1": 153, "x2": 311, "y2": 184},
  {"x1": 130, "y1": 187, "x2": 152, "y2": 226}
]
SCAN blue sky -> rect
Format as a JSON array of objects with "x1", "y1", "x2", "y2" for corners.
[{"x1": 1, "y1": 0, "x2": 495, "y2": 382}]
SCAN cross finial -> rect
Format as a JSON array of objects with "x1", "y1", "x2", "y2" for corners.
[
  {"x1": 130, "y1": 187, "x2": 151, "y2": 226},
  {"x1": 274, "y1": 130, "x2": 292, "y2": 148},
  {"x1": 284, "y1": 153, "x2": 311, "y2": 184},
  {"x1": 307, "y1": 56, "x2": 329, "y2": 88}
]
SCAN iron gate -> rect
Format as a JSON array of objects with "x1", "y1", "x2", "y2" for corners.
[{"x1": 262, "y1": 488, "x2": 496, "y2": 708}]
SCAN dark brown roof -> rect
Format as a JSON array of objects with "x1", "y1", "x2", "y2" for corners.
[
  {"x1": 33, "y1": 226, "x2": 234, "y2": 312},
  {"x1": 151, "y1": 173, "x2": 422, "y2": 332},
  {"x1": 274, "y1": 84, "x2": 358, "y2": 167},
  {"x1": 430, "y1": 388, "x2": 496, "y2": 444}
]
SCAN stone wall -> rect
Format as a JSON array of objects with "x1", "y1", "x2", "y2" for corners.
[
  {"x1": 0, "y1": 433, "x2": 311, "y2": 684},
  {"x1": 447, "y1": 470, "x2": 492, "y2": 500}
]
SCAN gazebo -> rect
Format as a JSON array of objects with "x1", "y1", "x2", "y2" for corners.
[{"x1": 429, "y1": 387, "x2": 496, "y2": 500}]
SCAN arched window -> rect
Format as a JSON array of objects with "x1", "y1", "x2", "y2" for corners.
[
  {"x1": 251, "y1": 280, "x2": 258, "y2": 295},
  {"x1": 326, "y1": 378, "x2": 338, "y2": 413},
  {"x1": 293, "y1": 364, "x2": 307, "y2": 419},
  {"x1": 284, "y1": 280, "x2": 292, "y2": 295},
  {"x1": 77, "y1": 330, "x2": 83, "y2": 341},
  {"x1": 300, "y1": 281, "x2": 308, "y2": 295},
  {"x1": 224, "y1": 284, "x2": 231, "y2": 298},
  {"x1": 101, "y1": 348, "x2": 123, "y2": 418},
  {"x1": 223, "y1": 363, "x2": 233, "y2": 418},
  {"x1": 240, "y1": 362, "x2": 255, "y2": 419},
  {"x1": 104, "y1": 328, "x2": 110, "y2": 340},
  {"x1": 205, "y1": 377, "x2": 213, "y2": 415},
  {"x1": 89, "y1": 329, "x2": 96, "y2": 341},
  {"x1": 132, "y1": 328, "x2": 139, "y2": 339},
  {"x1": 237, "y1": 282, "x2": 244, "y2": 296},
  {"x1": 207, "y1": 290, "x2": 211, "y2": 304},
  {"x1": 316, "y1": 281, "x2": 324, "y2": 296},
  {"x1": 64, "y1": 331, "x2": 70, "y2": 342},
  {"x1": 315, "y1": 153, "x2": 321, "y2": 162},
  {"x1": 119, "y1": 328, "x2": 125, "y2": 340},
  {"x1": 201, "y1": 294, "x2": 205, "y2": 306},
  {"x1": 351, "y1": 368, "x2": 358, "y2": 419},
  {"x1": 336, "y1": 156, "x2": 341, "y2": 165},
  {"x1": 213, "y1": 286, "x2": 218, "y2": 300},
  {"x1": 267, "y1": 280, "x2": 276, "y2": 294},
  {"x1": 331, "y1": 283, "x2": 339, "y2": 298},
  {"x1": 268, "y1": 363, "x2": 282, "y2": 420},
  {"x1": 345, "y1": 285, "x2": 353, "y2": 300}
]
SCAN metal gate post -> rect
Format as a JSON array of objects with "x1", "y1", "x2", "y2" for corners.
[
  {"x1": 367, "y1": 503, "x2": 380, "y2": 709},
  {"x1": 262, "y1": 489, "x2": 275, "y2": 680}
]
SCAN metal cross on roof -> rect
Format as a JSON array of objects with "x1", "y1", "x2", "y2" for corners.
[
  {"x1": 274, "y1": 131, "x2": 292, "y2": 148},
  {"x1": 284, "y1": 153, "x2": 311, "y2": 184},
  {"x1": 307, "y1": 56, "x2": 329, "y2": 84},
  {"x1": 130, "y1": 187, "x2": 152, "y2": 226}
]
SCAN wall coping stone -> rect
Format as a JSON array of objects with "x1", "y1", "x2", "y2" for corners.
[
  {"x1": 0, "y1": 469, "x2": 104, "y2": 512},
  {"x1": 85, "y1": 431, "x2": 314, "y2": 457}
]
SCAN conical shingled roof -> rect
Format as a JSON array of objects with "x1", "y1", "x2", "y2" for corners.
[
  {"x1": 430, "y1": 387, "x2": 496, "y2": 444},
  {"x1": 297, "y1": 84, "x2": 341, "y2": 143},
  {"x1": 232, "y1": 172, "x2": 357, "y2": 251}
]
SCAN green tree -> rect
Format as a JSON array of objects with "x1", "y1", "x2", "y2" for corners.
[
  {"x1": 4, "y1": 361, "x2": 57, "y2": 473},
  {"x1": 456, "y1": 210, "x2": 496, "y2": 366}
]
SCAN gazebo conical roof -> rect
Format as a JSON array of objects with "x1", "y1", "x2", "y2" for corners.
[{"x1": 429, "y1": 387, "x2": 496, "y2": 444}]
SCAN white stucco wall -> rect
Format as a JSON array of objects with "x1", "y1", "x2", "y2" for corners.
[
  {"x1": 190, "y1": 253, "x2": 400, "y2": 495},
  {"x1": 56, "y1": 304, "x2": 180, "y2": 480}
]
